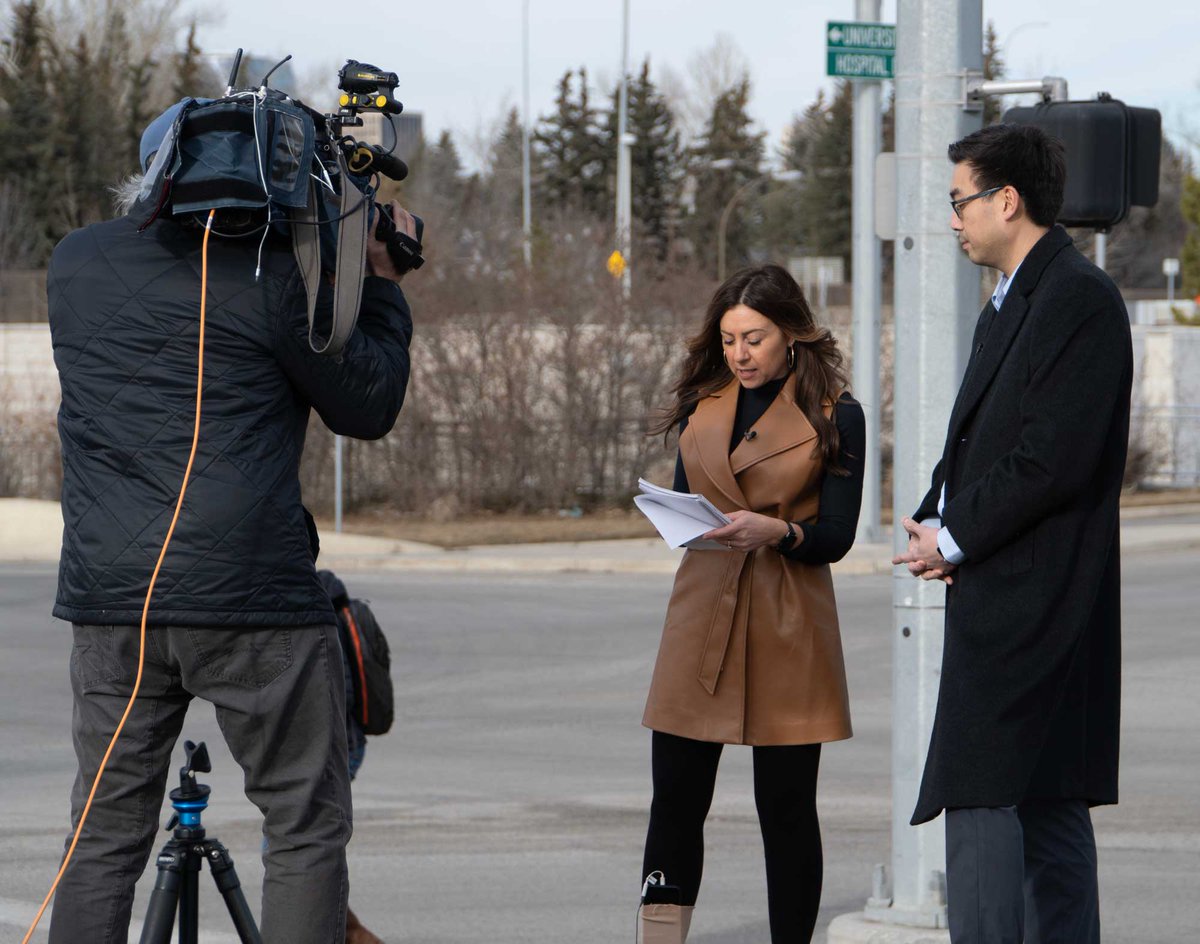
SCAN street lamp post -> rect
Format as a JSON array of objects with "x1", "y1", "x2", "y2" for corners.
[
  {"x1": 334, "y1": 434, "x2": 344, "y2": 532},
  {"x1": 521, "y1": 0, "x2": 532, "y2": 270},
  {"x1": 614, "y1": 0, "x2": 632, "y2": 297},
  {"x1": 716, "y1": 169, "x2": 801, "y2": 283}
]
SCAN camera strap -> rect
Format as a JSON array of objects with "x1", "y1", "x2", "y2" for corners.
[{"x1": 292, "y1": 147, "x2": 368, "y2": 357}]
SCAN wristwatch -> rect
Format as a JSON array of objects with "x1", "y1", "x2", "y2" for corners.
[{"x1": 775, "y1": 521, "x2": 797, "y2": 553}]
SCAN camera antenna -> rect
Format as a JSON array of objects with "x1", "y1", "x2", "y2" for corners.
[
  {"x1": 225, "y1": 48, "x2": 244, "y2": 94},
  {"x1": 261, "y1": 54, "x2": 292, "y2": 87}
]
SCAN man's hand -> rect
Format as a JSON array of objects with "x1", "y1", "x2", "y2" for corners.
[
  {"x1": 702, "y1": 510, "x2": 793, "y2": 553},
  {"x1": 365, "y1": 201, "x2": 418, "y2": 282},
  {"x1": 892, "y1": 516, "x2": 957, "y2": 584}
]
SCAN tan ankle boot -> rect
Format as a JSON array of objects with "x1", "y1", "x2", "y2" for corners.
[{"x1": 638, "y1": 903, "x2": 694, "y2": 943}]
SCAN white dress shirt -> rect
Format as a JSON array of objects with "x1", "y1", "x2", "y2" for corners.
[{"x1": 930, "y1": 263, "x2": 1023, "y2": 565}]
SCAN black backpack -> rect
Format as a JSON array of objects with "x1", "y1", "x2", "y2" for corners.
[
  {"x1": 317, "y1": 570, "x2": 394, "y2": 736},
  {"x1": 338, "y1": 598, "x2": 394, "y2": 736}
]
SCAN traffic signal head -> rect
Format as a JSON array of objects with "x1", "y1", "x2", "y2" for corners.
[{"x1": 1003, "y1": 95, "x2": 1161, "y2": 230}]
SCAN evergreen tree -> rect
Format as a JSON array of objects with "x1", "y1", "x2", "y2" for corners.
[
  {"x1": 623, "y1": 58, "x2": 683, "y2": 263},
  {"x1": 781, "y1": 81, "x2": 853, "y2": 271},
  {"x1": 57, "y1": 33, "x2": 101, "y2": 226},
  {"x1": 982, "y1": 20, "x2": 1005, "y2": 126},
  {"x1": 534, "y1": 67, "x2": 609, "y2": 217},
  {"x1": 480, "y1": 106, "x2": 533, "y2": 277},
  {"x1": 486, "y1": 106, "x2": 527, "y2": 221},
  {"x1": 52, "y1": 5, "x2": 137, "y2": 227},
  {"x1": 426, "y1": 129, "x2": 465, "y2": 208},
  {"x1": 1180, "y1": 171, "x2": 1200, "y2": 300},
  {"x1": 0, "y1": 1, "x2": 213, "y2": 262},
  {"x1": 173, "y1": 22, "x2": 219, "y2": 100},
  {"x1": 0, "y1": 1, "x2": 56, "y2": 258},
  {"x1": 491, "y1": 107, "x2": 524, "y2": 175},
  {"x1": 686, "y1": 76, "x2": 765, "y2": 274}
]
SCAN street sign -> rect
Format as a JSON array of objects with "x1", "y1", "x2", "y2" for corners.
[
  {"x1": 827, "y1": 21, "x2": 895, "y2": 79},
  {"x1": 1163, "y1": 258, "x2": 1180, "y2": 277}
]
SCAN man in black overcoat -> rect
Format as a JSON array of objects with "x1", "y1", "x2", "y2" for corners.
[{"x1": 893, "y1": 124, "x2": 1132, "y2": 942}]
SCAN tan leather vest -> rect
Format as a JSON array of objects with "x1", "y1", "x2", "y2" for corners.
[{"x1": 642, "y1": 376, "x2": 853, "y2": 745}]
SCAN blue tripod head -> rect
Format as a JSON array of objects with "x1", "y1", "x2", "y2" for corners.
[{"x1": 166, "y1": 740, "x2": 212, "y2": 836}]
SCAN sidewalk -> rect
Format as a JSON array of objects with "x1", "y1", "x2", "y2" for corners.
[{"x1": 4, "y1": 497, "x2": 1200, "y2": 574}]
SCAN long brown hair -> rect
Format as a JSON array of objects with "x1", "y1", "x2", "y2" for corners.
[{"x1": 651, "y1": 264, "x2": 851, "y2": 474}]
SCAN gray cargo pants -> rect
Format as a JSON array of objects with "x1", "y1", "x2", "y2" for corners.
[{"x1": 48, "y1": 622, "x2": 352, "y2": 944}]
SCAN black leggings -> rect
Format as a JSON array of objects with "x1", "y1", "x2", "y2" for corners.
[{"x1": 642, "y1": 731, "x2": 823, "y2": 943}]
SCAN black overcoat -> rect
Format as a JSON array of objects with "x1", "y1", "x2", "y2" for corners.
[{"x1": 910, "y1": 226, "x2": 1132, "y2": 825}]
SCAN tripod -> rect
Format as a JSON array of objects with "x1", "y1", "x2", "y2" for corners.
[{"x1": 139, "y1": 740, "x2": 262, "y2": 944}]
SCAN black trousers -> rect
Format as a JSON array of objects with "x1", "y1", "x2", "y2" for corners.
[
  {"x1": 945, "y1": 800, "x2": 1100, "y2": 944},
  {"x1": 642, "y1": 730, "x2": 823, "y2": 943}
]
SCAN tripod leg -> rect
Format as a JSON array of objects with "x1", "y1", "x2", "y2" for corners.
[
  {"x1": 206, "y1": 839, "x2": 263, "y2": 944},
  {"x1": 179, "y1": 848, "x2": 201, "y2": 944},
  {"x1": 139, "y1": 842, "x2": 186, "y2": 944}
]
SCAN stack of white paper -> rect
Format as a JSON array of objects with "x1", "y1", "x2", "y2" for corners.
[{"x1": 633, "y1": 477, "x2": 733, "y2": 550}]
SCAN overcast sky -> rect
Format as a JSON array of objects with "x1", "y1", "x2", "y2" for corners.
[{"x1": 189, "y1": 0, "x2": 1200, "y2": 168}]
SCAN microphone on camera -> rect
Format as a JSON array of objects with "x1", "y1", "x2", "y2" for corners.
[{"x1": 346, "y1": 143, "x2": 409, "y2": 181}]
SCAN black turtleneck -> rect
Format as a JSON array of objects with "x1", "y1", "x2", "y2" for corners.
[
  {"x1": 673, "y1": 383, "x2": 865, "y2": 565},
  {"x1": 729, "y1": 375, "x2": 788, "y2": 451}
]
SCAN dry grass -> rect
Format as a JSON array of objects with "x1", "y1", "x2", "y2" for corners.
[
  {"x1": 320, "y1": 486, "x2": 1200, "y2": 550},
  {"x1": 319, "y1": 507, "x2": 658, "y2": 548}
]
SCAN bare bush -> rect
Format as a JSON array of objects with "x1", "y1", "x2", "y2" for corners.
[
  {"x1": 301, "y1": 214, "x2": 709, "y2": 516},
  {"x1": 0, "y1": 381, "x2": 61, "y2": 498}
]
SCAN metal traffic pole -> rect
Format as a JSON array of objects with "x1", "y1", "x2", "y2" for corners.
[
  {"x1": 851, "y1": 0, "x2": 884, "y2": 544},
  {"x1": 884, "y1": 0, "x2": 983, "y2": 925},
  {"x1": 830, "y1": 0, "x2": 984, "y2": 938}
]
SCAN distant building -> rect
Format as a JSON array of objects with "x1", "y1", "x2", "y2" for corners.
[
  {"x1": 788, "y1": 256, "x2": 845, "y2": 309},
  {"x1": 356, "y1": 112, "x2": 424, "y2": 165}
]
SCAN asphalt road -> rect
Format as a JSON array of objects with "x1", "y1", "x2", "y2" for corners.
[{"x1": 1, "y1": 553, "x2": 1196, "y2": 943}]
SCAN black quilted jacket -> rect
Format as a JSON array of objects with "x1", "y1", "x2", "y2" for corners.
[{"x1": 47, "y1": 214, "x2": 412, "y2": 627}]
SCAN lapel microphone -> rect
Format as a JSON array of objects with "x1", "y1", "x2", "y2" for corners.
[{"x1": 744, "y1": 429, "x2": 757, "y2": 441}]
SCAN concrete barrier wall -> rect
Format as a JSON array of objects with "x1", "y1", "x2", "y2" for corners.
[
  {"x1": 3, "y1": 321, "x2": 1200, "y2": 491},
  {"x1": 1133, "y1": 325, "x2": 1200, "y2": 487},
  {"x1": 0, "y1": 325, "x2": 57, "y2": 412},
  {"x1": 0, "y1": 270, "x2": 48, "y2": 323}
]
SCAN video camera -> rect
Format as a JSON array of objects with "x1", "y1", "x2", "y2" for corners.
[
  {"x1": 132, "y1": 50, "x2": 424, "y2": 355},
  {"x1": 325, "y1": 58, "x2": 426, "y2": 267}
]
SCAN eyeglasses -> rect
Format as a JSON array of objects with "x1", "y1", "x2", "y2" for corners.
[{"x1": 950, "y1": 185, "x2": 1004, "y2": 219}]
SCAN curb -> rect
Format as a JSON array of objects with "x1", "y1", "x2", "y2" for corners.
[
  {"x1": 313, "y1": 551, "x2": 895, "y2": 577},
  {"x1": 2, "y1": 499, "x2": 1198, "y2": 575}
]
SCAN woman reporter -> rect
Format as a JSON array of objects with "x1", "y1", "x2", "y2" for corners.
[{"x1": 638, "y1": 264, "x2": 864, "y2": 944}]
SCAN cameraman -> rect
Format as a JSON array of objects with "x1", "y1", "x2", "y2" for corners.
[{"x1": 44, "y1": 103, "x2": 416, "y2": 944}]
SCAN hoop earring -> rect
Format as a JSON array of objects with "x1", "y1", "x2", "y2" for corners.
[{"x1": 787, "y1": 344, "x2": 796, "y2": 371}]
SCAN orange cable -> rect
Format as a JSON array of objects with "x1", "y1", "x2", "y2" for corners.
[
  {"x1": 23, "y1": 209, "x2": 217, "y2": 944},
  {"x1": 343, "y1": 606, "x2": 370, "y2": 728}
]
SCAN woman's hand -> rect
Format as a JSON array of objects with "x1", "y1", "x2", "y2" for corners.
[{"x1": 702, "y1": 510, "x2": 792, "y2": 552}]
